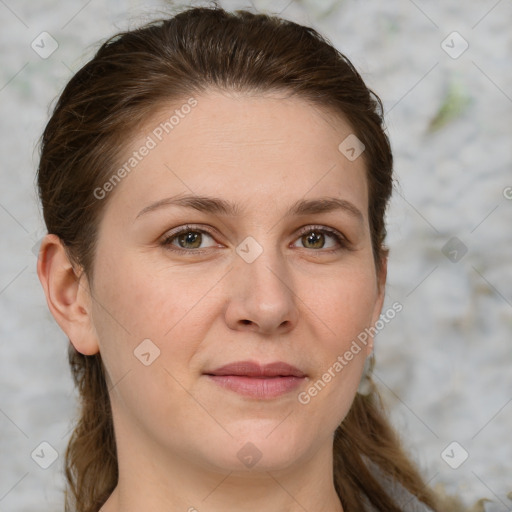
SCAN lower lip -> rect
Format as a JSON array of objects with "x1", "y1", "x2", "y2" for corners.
[{"x1": 206, "y1": 375, "x2": 305, "y2": 399}]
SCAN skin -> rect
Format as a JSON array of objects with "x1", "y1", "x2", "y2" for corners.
[{"x1": 37, "y1": 90, "x2": 386, "y2": 512}]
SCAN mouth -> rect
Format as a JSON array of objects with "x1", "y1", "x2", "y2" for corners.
[{"x1": 204, "y1": 360, "x2": 307, "y2": 399}]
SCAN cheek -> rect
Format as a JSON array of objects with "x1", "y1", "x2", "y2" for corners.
[
  {"x1": 297, "y1": 263, "x2": 377, "y2": 423},
  {"x1": 306, "y1": 261, "x2": 378, "y2": 344},
  {"x1": 90, "y1": 251, "x2": 220, "y2": 383},
  {"x1": 89, "y1": 252, "x2": 210, "y2": 435},
  {"x1": 93, "y1": 248, "x2": 206, "y2": 336}
]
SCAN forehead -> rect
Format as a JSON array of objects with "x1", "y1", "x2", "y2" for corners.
[{"x1": 102, "y1": 90, "x2": 369, "y2": 221}]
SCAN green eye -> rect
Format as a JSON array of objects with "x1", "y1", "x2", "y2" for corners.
[
  {"x1": 292, "y1": 225, "x2": 349, "y2": 253},
  {"x1": 160, "y1": 224, "x2": 349, "y2": 255},
  {"x1": 161, "y1": 225, "x2": 217, "y2": 253}
]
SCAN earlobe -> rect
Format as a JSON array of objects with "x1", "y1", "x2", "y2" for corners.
[{"x1": 36, "y1": 234, "x2": 100, "y2": 356}]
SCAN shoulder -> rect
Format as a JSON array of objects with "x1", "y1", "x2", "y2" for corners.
[
  {"x1": 369, "y1": 477, "x2": 435, "y2": 512},
  {"x1": 363, "y1": 460, "x2": 505, "y2": 512},
  {"x1": 361, "y1": 459, "x2": 435, "y2": 511}
]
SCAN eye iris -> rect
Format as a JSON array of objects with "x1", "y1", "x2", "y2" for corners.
[
  {"x1": 303, "y1": 231, "x2": 324, "y2": 249},
  {"x1": 170, "y1": 229, "x2": 334, "y2": 251},
  {"x1": 178, "y1": 231, "x2": 202, "y2": 249}
]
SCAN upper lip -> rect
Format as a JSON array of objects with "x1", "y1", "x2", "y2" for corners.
[{"x1": 205, "y1": 360, "x2": 306, "y2": 378}]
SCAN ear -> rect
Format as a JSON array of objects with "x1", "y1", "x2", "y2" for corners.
[
  {"x1": 367, "y1": 251, "x2": 388, "y2": 355},
  {"x1": 36, "y1": 234, "x2": 100, "y2": 355}
]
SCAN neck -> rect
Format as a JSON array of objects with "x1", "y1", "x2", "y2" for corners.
[{"x1": 100, "y1": 426, "x2": 344, "y2": 512}]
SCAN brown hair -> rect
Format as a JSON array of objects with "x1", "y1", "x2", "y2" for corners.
[{"x1": 37, "y1": 5, "x2": 442, "y2": 512}]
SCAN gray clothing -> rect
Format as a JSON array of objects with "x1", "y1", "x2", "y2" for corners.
[{"x1": 363, "y1": 460, "x2": 506, "y2": 512}]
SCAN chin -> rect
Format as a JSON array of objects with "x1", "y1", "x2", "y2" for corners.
[{"x1": 202, "y1": 430, "x2": 307, "y2": 473}]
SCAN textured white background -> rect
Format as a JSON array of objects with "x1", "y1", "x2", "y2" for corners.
[{"x1": 0, "y1": 1, "x2": 511, "y2": 511}]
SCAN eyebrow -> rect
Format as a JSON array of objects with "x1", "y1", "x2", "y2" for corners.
[{"x1": 135, "y1": 194, "x2": 364, "y2": 223}]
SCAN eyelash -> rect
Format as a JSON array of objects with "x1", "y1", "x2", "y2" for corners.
[{"x1": 160, "y1": 224, "x2": 350, "y2": 255}]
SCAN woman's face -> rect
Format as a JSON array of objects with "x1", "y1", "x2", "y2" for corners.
[{"x1": 80, "y1": 90, "x2": 385, "y2": 474}]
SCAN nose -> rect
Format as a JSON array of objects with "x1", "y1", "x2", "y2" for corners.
[{"x1": 224, "y1": 242, "x2": 299, "y2": 336}]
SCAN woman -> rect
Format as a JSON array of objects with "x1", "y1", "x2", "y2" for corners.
[{"x1": 35, "y1": 5, "x2": 482, "y2": 512}]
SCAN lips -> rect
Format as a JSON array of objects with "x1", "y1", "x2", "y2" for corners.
[
  {"x1": 205, "y1": 360, "x2": 306, "y2": 378},
  {"x1": 204, "y1": 360, "x2": 307, "y2": 399}
]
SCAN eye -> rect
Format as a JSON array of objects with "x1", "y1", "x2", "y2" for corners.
[
  {"x1": 292, "y1": 225, "x2": 348, "y2": 252},
  {"x1": 160, "y1": 224, "x2": 349, "y2": 255},
  {"x1": 160, "y1": 225, "x2": 218, "y2": 254}
]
